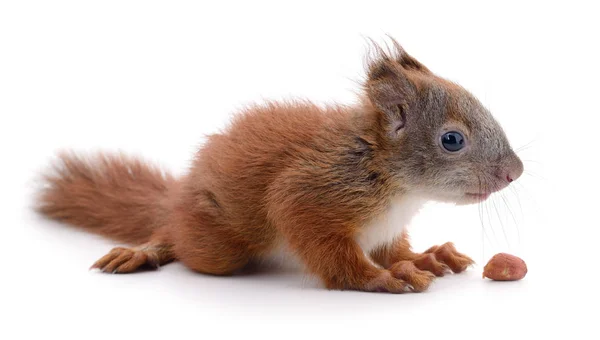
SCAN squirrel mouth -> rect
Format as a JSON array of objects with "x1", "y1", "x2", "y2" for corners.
[{"x1": 465, "y1": 192, "x2": 491, "y2": 201}]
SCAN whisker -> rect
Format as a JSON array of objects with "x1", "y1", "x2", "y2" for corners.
[
  {"x1": 478, "y1": 200, "x2": 487, "y2": 258},
  {"x1": 508, "y1": 185, "x2": 524, "y2": 217},
  {"x1": 484, "y1": 194, "x2": 499, "y2": 248},
  {"x1": 515, "y1": 139, "x2": 536, "y2": 153},
  {"x1": 500, "y1": 190, "x2": 520, "y2": 247},
  {"x1": 512, "y1": 181, "x2": 541, "y2": 213},
  {"x1": 477, "y1": 175, "x2": 492, "y2": 261},
  {"x1": 516, "y1": 146, "x2": 534, "y2": 153},
  {"x1": 523, "y1": 171, "x2": 545, "y2": 180},
  {"x1": 499, "y1": 191, "x2": 519, "y2": 227},
  {"x1": 491, "y1": 191, "x2": 510, "y2": 249}
]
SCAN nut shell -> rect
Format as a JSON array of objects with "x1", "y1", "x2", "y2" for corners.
[{"x1": 482, "y1": 253, "x2": 527, "y2": 281}]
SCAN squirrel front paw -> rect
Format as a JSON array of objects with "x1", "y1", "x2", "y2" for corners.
[
  {"x1": 364, "y1": 263, "x2": 435, "y2": 293},
  {"x1": 388, "y1": 261, "x2": 436, "y2": 292},
  {"x1": 413, "y1": 242, "x2": 474, "y2": 276},
  {"x1": 363, "y1": 270, "x2": 412, "y2": 293}
]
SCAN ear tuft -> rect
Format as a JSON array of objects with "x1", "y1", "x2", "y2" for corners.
[
  {"x1": 364, "y1": 37, "x2": 430, "y2": 76},
  {"x1": 363, "y1": 37, "x2": 430, "y2": 137},
  {"x1": 388, "y1": 37, "x2": 430, "y2": 73}
]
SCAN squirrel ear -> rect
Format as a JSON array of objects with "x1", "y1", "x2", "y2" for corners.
[
  {"x1": 365, "y1": 60, "x2": 415, "y2": 136},
  {"x1": 364, "y1": 39, "x2": 429, "y2": 136}
]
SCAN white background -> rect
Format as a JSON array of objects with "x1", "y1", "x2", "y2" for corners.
[{"x1": 1, "y1": 1, "x2": 598, "y2": 339}]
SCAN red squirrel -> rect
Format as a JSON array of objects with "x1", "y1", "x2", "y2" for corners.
[{"x1": 36, "y1": 38, "x2": 523, "y2": 293}]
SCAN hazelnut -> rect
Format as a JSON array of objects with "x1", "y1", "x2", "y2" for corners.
[{"x1": 482, "y1": 253, "x2": 527, "y2": 281}]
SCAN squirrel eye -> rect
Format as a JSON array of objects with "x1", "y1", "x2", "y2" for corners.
[{"x1": 441, "y1": 131, "x2": 465, "y2": 152}]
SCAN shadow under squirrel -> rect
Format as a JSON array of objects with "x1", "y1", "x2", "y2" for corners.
[{"x1": 36, "y1": 38, "x2": 523, "y2": 293}]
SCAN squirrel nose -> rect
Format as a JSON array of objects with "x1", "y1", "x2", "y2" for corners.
[{"x1": 497, "y1": 156, "x2": 524, "y2": 184}]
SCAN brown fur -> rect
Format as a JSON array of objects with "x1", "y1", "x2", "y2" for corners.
[
  {"x1": 36, "y1": 38, "x2": 522, "y2": 293},
  {"x1": 38, "y1": 151, "x2": 177, "y2": 244}
]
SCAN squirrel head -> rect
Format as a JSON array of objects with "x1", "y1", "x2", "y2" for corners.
[{"x1": 363, "y1": 39, "x2": 523, "y2": 205}]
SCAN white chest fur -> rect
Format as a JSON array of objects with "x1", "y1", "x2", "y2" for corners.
[
  {"x1": 260, "y1": 194, "x2": 425, "y2": 271},
  {"x1": 356, "y1": 194, "x2": 425, "y2": 254}
]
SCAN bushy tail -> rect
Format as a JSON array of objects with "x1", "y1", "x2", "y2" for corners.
[{"x1": 36, "y1": 151, "x2": 176, "y2": 245}]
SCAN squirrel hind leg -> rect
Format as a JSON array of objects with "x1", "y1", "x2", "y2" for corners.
[{"x1": 90, "y1": 235, "x2": 175, "y2": 274}]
